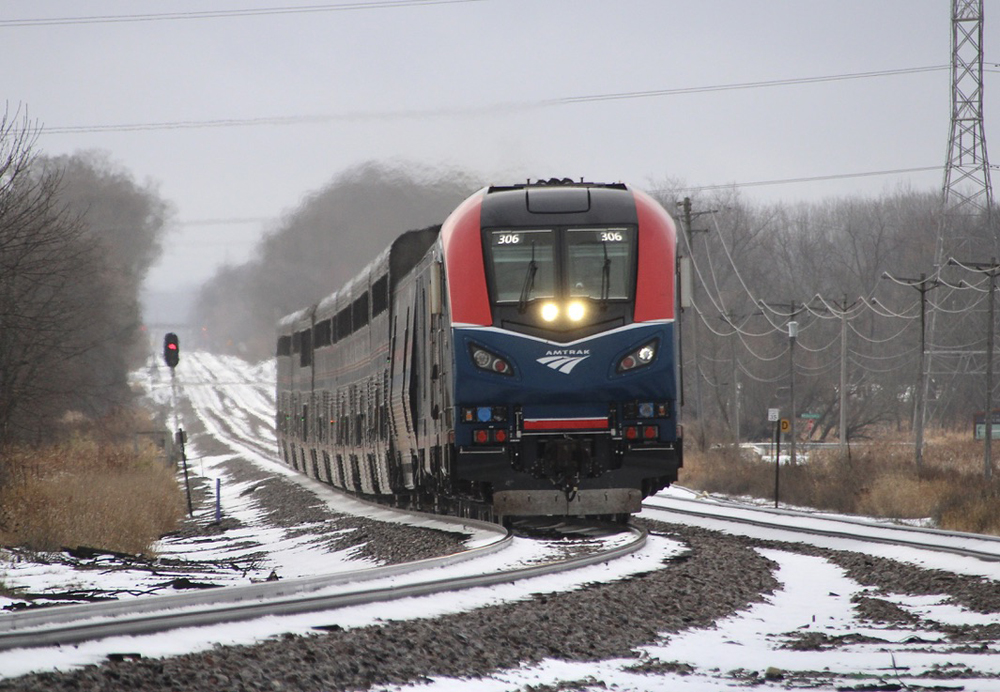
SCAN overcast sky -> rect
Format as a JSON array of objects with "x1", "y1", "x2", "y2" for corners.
[{"x1": 4, "y1": 0, "x2": 990, "y2": 292}]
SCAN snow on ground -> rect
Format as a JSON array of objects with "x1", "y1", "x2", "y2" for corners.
[
  {"x1": 3, "y1": 352, "x2": 1000, "y2": 689},
  {"x1": 646, "y1": 487, "x2": 1000, "y2": 581},
  {"x1": 0, "y1": 534, "x2": 686, "y2": 679},
  {"x1": 381, "y1": 548, "x2": 1000, "y2": 691},
  {"x1": 0, "y1": 352, "x2": 496, "y2": 607}
]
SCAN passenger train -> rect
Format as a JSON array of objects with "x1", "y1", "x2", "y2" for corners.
[{"x1": 275, "y1": 179, "x2": 682, "y2": 520}]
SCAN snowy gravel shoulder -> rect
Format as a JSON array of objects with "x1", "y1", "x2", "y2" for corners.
[
  {"x1": 0, "y1": 353, "x2": 486, "y2": 608},
  {"x1": 4, "y1": 352, "x2": 1000, "y2": 690},
  {"x1": 0, "y1": 522, "x2": 773, "y2": 691}
]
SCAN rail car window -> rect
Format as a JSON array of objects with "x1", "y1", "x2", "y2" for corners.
[
  {"x1": 352, "y1": 292, "x2": 370, "y2": 330},
  {"x1": 313, "y1": 319, "x2": 332, "y2": 348},
  {"x1": 298, "y1": 329, "x2": 312, "y2": 367},
  {"x1": 335, "y1": 306, "x2": 352, "y2": 340},
  {"x1": 372, "y1": 275, "x2": 389, "y2": 316},
  {"x1": 487, "y1": 229, "x2": 555, "y2": 303},
  {"x1": 566, "y1": 228, "x2": 634, "y2": 300},
  {"x1": 276, "y1": 335, "x2": 292, "y2": 357}
]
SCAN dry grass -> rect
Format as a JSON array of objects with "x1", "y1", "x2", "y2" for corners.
[
  {"x1": 0, "y1": 411, "x2": 185, "y2": 555},
  {"x1": 679, "y1": 431, "x2": 1000, "y2": 536}
]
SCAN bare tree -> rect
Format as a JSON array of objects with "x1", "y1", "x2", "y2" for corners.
[
  {"x1": 0, "y1": 111, "x2": 170, "y2": 446},
  {"x1": 0, "y1": 109, "x2": 98, "y2": 442},
  {"x1": 193, "y1": 162, "x2": 476, "y2": 359}
]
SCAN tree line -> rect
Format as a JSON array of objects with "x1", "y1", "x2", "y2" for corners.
[
  {"x1": 0, "y1": 110, "x2": 169, "y2": 447},
  {"x1": 191, "y1": 162, "x2": 476, "y2": 357},
  {"x1": 652, "y1": 180, "x2": 996, "y2": 447}
]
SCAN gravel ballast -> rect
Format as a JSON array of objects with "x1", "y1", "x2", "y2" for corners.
[{"x1": 0, "y1": 522, "x2": 778, "y2": 692}]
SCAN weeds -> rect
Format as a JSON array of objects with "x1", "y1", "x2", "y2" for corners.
[
  {"x1": 0, "y1": 410, "x2": 184, "y2": 555},
  {"x1": 680, "y1": 433, "x2": 1000, "y2": 536}
]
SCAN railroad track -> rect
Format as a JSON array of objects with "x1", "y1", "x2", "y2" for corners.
[
  {"x1": 0, "y1": 517, "x2": 645, "y2": 651},
  {"x1": 643, "y1": 489, "x2": 1000, "y2": 563}
]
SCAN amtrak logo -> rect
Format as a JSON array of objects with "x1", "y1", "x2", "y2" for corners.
[{"x1": 536, "y1": 349, "x2": 590, "y2": 374}]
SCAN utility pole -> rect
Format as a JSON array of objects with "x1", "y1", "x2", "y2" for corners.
[
  {"x1": 990, "y1": 268, "x2": 995, "y2": 482},
  {"x1": 761, "y1": 300, "x2": 803, "y2": 465},
  {"x1": 721, "y1": 311, "x2": 742, "y2": 442},
  {"x1": 838, "y1": 296, "x2": 849, "y2": 451},
  {"x1": 788, "y1": 308, "x2": 798, "y2": 468},
  {"x1": 949, "y1": 257, "x2": 1000, "y2": 481},
  {"x1": 720, "y1": 309, "x2": 763, "y2": 442},
  {"x1": 677, "y1": 197, "x2": 712, "y2": 422},
  {"x1": 882, "y1": 272, "x2": 941, "y2": 469}
]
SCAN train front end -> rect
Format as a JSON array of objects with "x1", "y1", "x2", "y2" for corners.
[{"x1": 442, "y1": 181, "x2": 682, "y2": 518}]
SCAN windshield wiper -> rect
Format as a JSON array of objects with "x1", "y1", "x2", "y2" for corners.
[
  {"x1": 600, "y1": 241, "x2": 611, "y2": 310},
  {"x1": 518, "y1": 242, "x2": 538, "y2": 314}
]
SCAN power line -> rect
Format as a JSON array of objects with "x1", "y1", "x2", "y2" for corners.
[
  {"x1": 0, "y1": 0, "x2": 485, "y2": 27},
  {"x1": 677, "y1": 166, "x2": 942, "y2": 193},
  {"x1": 553, "y1": 65, "x2": 948, "y2": 105},
  {"x1": 37, "y1": 66, "x2": 949, "y2": 136}
]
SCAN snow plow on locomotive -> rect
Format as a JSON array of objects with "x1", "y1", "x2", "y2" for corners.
[{"x1": 276, "y1": 180, "x2": 682, "y2": 520}]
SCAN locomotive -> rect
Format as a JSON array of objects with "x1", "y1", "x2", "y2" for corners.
[{"x1": 275, "y1": 179, "x2": 682, "y2": 520}]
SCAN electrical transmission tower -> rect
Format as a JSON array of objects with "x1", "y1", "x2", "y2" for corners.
[
  {"x1": 942, "y1": 0, "x2": 992, "y2": 217},
  {"x1": 921, "y1": 1, "x2": 995, "y2": 458}
]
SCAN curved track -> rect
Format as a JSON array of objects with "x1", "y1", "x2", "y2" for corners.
[
  {"x1": 643, "y1": 490, "x2": 1000, "y2": 563},
  {"x1": 0, "y1": 521, "x2": 645, "y2": 651},
  {"x1": 2, "y1": 353, "x2": 649, "y2": 651}
]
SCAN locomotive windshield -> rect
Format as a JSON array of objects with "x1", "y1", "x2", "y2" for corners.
[
  {"x1": 485, "y1": 227, "x2": 635, "y2": 304},
  {"x1": 566, "y1": 228, "x2": 633, "y2": 301},
  {"x1": 488, "y1": 230, "x2": 556, "y2": 303}
]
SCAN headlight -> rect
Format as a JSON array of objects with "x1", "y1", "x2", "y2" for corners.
[
  {"x1": 473, "y1": 349, "x2": 492, "y2": 368},
  {"x1": 469, "y1": 344, "x2": 514, "y2": 376},
  {"x1": 540, "y1": 302, "x2": 559, "y2": 322},
  {"x1": 567, "y1": 301, "x2": 586, "y2": 321},
  {"x1": 617, "y1": 339, "x2": 659, "y2": 373}
]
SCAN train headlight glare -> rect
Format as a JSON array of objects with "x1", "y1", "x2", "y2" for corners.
[
  {"x1": 567, "y1": 301, "x2": 586, "y2": 321},
  {"x1": 541, "y1": 302, "x2": 559, "y2": 322},
  {"x1": 637, "y1": 345, "x2": 655, "y2": 363}
]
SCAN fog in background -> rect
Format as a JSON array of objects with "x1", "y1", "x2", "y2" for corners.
[{"x1": 189, "y1": 162, "x2": 476, "y2": 356}]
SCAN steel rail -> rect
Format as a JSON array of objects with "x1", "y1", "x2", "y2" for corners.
[
  {"x1": 0, "y1": 509, "x2": 508, "y2": 643},
  {"x1": 0, "y1": 523, "x2": 645, "y2": 651},
  {"x1": 643, "y1": 493, "x2": 1000, "y2": 563}
]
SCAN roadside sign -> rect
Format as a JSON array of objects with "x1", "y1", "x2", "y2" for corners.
[
  {"x1": 780, "y1": 419, "x2": 790, "y2": 432},
  {"x1": 768, "y1": 408, "x2": 779, "y2": 422}
]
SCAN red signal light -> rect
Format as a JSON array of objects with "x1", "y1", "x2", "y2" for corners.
[{"x1": 163, "y1": 333, "x2": 180, "y2": 368}]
